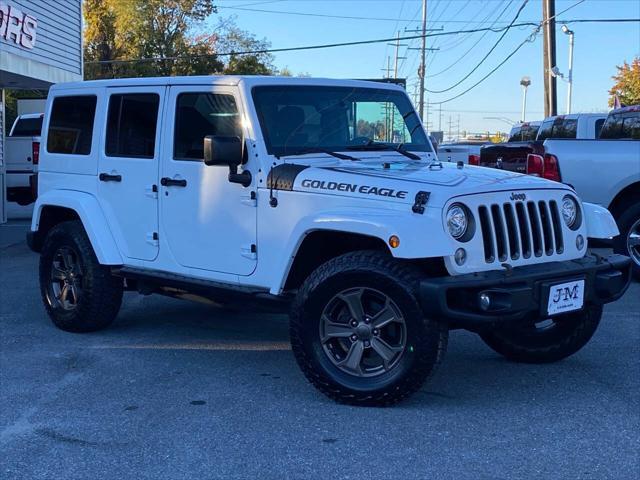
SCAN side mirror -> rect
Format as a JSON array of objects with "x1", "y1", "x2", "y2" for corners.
[
  {"x1": 203, "y1": 135, "x2": 252, "y2": 187},
  {"x1": 204, "y1": 135, "x2": 242, "y2": 167}
]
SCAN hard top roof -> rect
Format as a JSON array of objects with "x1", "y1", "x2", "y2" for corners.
[{"x1": 50, "y1": 75, "x2": 406, "y2": 92}]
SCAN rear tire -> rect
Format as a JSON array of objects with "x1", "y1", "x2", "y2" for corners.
[
  {"x1": 290, "y1": 251, "x2": 447, "y2": 406},
  {"x1": 479, "y1": 306, "x2": 602, "y2": 364},
  {"x1": 613, "y1": 201, "x2": 640, "y2": 281},
  {"x1": 39, "y1": 221, "x2": 123, "y2": 332}
]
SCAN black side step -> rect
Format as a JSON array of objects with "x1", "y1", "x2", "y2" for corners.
[{"x1": 112, "y1": 267, "x2": 291, "y2": 311}]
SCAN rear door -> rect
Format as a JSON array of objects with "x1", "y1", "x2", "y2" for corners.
[{"x1": 97, "y1": 86, "x2": 166, "y2": 261}]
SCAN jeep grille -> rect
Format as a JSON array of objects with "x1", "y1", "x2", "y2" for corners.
[{"x1": 478, "y1": 200, "x2": 564, "y2": 263}]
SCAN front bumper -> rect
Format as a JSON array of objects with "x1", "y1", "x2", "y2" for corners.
[{"x1": 420, "y1": 254, "x2": 631, "y2": 329}]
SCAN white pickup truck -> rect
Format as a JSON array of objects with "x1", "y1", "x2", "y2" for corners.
[
  {"x1": 27, "y1": 76, "x2": 631, "y2": 406},
  {"x1": 5, "y1": 113, "x2": 42, "y2": 205},
  {"x1": 541, "y1": 106, "x2": 640, "y2": 279}
]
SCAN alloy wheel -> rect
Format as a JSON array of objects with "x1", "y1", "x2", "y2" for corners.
[
  {"x1": 49, "y1": 246, "x2": 83, "y2": 311},
  {"x1": 319, "y1": 287, "x2": 407, "y2": 377},
  {"x1": 627, "y1": 218, "x2": 640, "y2": 267}
]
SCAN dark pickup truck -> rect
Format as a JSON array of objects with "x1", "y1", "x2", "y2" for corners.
[{"x1": 474, "y1": 114, "x2": 606, "y2": 178}]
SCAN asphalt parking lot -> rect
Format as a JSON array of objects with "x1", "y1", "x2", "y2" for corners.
[{"x1": 1, "y1": 221, "x2": 639, "y2": 480}]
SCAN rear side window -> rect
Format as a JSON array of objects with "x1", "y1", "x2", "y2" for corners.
[
  {"x1": 11, "y1": 117, "x2": 42, "y2": 137},
  {"x1": 174, "y1": 93, "x2": 241, "y2": 161},
  {"x1": 600, "y1": 112, "x2": 640, "y2": 140},
  {"x1": 536, "y1": 118, "x2": 577, "y2": 140},
  {"x1": 106, "y1": 93, "x2": 160, "y2": 158},
  {"x1": 47, "y1": 96, "x2": 97, "y2": 155}
]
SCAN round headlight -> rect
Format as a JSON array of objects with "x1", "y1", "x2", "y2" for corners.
[
  {"x1": 562, "y1": 195, "x2": 578, "y2": 227},
  {"x1": 446, "y1": 204, "x2": 468, "y2": 239}
]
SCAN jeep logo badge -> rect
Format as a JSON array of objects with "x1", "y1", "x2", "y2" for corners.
[{"x1": 510, "y1": 192, "x2": 526, "y2": 201}]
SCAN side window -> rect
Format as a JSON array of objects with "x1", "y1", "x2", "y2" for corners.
[
  {"x1": 599, "y1": 115, "x2": 623, "y2": 139},
  {"x1": 620, "y1": 114, "x2": 640, "y2": 140},
  {"x1": 47, "y1": 96, "x2": 97, "y2": 155},
  {"x1": 594, "y1": 118, "x2": 605, "y2": 138},
  {"x1": 556, "y1": 119, "x2": 577, "y2": 139},
  {"x1": 536, "y1": 120, "x2": 554, "y2": 141},
  {"x1": 106, "y1": 93, "x2": 160, "y2": 158},
  {"x1": 174, "y1": 93, "x2": 241, "y2": 161}
]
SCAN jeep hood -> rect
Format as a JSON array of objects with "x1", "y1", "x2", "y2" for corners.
[{"x1": 275, "y1": 156, "x2": 571, "y2": 208}]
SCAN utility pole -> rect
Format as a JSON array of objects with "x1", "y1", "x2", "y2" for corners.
[
  {"x1": 438, "y1": 103, "x2": 443, "y2": 131},
  {"x1": 542, "y1": 0, "x2": 557, "y2": 116},
  {"x1": 405, "y1": 0, "x2": 441, "y2": 122},
  {"x1": 418, "y1": 0, "x2": 427, "y2": 120},
  {"x1": 387, "y1": 32, "x2": 407, "y2": 141},
  {"x1": 447, "y1": 116, "x2": 452, "y2": 141}
]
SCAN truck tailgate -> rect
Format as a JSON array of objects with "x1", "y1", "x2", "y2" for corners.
[
  {"x1": 479, "y1": 142, "x2": 542, "y2": 174},
  {"x1": 5, "y1": 137, "x2": 37, "y2": 172}
]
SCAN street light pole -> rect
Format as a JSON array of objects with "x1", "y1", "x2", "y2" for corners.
[
  {"x1": 563, "y1": 25, "x2": 574, "y2": 114},
  {"x1": 520, "y1": 76, "x2": 531, "y2": 123}
]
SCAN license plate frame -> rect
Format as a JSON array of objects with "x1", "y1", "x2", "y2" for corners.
[{"x1": 544, "y1": 278, "x2": 586, "y2": 317}]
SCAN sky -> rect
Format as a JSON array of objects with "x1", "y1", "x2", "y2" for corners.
[{"x1": 209, "y1": 0, "x2": 640, "y2": 135}]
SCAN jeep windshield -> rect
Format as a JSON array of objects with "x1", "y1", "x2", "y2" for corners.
[{"x1": 252, "y1": 85, "x2": 431, "y2": 158}]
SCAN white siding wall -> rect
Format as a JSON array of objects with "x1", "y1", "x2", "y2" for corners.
[{"x1": 2, "y1": 0, "x2": 82, "y2": 79}]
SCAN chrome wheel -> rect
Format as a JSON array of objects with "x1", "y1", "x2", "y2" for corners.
[
  {"x1": 627, "y1": 218, "x2": 640, "y2": 267},
  {"x1": 49, "y1": 246, "x2": 83, "y2": 311},
  {"x1": 319, "y1": 287, "x2": 407, "y2": 378}
]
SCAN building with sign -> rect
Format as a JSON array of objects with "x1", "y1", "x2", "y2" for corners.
[{"x1": 1, "y1": 0, "x2": 82, "y2": 223}]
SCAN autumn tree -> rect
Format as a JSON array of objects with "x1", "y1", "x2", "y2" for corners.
[
  {"x1": 83, "y1": 1, "x2": 275, "y2": 79},
  {"x1": 609, "y1": 57, "x2": 640, "y2": 107}
]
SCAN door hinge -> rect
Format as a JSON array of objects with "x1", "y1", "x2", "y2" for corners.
[
  {"x1": 241, "y1": 243, "x2": 257, "y2": 260},
  {"x1": 241, "y1": 191, "x2": 257, "y2": 207},
  {"x1": 146, "y1": 231, "x2": 159, "y2": 246}
]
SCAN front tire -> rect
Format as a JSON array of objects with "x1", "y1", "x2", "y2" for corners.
[
  {"x1": 613, "y1": 201, "x2": 640, "y2": 281},
  {"x1": 39, "y1": 221, "x2": 123, "y2": 332},
  {"x1": 479, "y1": 305, "x2": 602, "y2": 364},
  {"x1": 290, "y1": 251, "x2": 447, "y2": 406}
]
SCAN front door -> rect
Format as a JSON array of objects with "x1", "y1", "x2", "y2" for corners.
[
  {"x1": 97, "y1": 86, "x2": 166, "y2": 261},
  {"x1": 160, "y1": 86, "x2": 257, "y2": 276}
]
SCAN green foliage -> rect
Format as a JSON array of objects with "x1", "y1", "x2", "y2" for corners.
[
  {"x1": 609, "y1": 57, "x2": 640, "y2": 107},
  {"x1": 83, "y1": 1, "x2": 275, "y2": 79}
]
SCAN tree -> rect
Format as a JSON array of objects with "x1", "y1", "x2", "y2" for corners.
[
  {"x1": 83, "y1": 1, "x2": 275, "y2": 79},
  {"x1": 609, "y1": 57, "x2": 640, "y2": 107},
  {"x1": 212, "y1": 18, "x2": 275, "y2": 75}
]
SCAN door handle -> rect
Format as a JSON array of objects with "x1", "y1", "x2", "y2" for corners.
[
  {"x1": 99, "y1": 172, "x2": 122, "y2": 182},
  {"x1": 160, "y1": 177, "x2": 187, "y2": 187}
]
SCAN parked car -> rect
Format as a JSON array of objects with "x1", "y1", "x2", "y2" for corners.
[
  {"x1": 507, "y1": 121, "x2": 542, "y2": 142},
  {"x1": 439, "y1": 140, "x2": 491, "y2": 164},
  {"x1": 27, "y1": 76, "x2": 631, "y2": 406},
  {"x1": 535, "y1": 105, "x2": 640, "y2": 279},
  {"x1": 474, "y1": 113, "x2": 607, "y2": 171},
  {"x1": 6, "y1": 113, "x2": 42, "y2": 205}
]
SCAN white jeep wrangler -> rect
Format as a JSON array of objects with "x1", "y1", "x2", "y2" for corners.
[{"x1": 28, "y1": 76, "x2": 631, "y2": 406}]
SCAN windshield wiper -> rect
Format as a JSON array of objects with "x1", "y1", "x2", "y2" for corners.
[
  {"x1": 277, "y1": 148, "x2": 359, "y2": 161},
  {"x1": 346, "y1": 142, "x2": 421, "y2": 160}
]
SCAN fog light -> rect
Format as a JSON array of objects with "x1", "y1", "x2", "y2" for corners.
[
  {"x1": 576, "y1": 234, "x2": 584, "y2": 250},
  {"x1": 479, "y1": 292, "x2": 491, "y2": 311},
  {"x1": 454, "y1": 248, "x2": 467, "y2": 265}
]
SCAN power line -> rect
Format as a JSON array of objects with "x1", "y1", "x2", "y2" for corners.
[
  {"x1": 425, "y1": 0, "x2": 529, "y2": 94},
  {"x1": 429, "y1": 28, "x2": 538, "y2": 104},
  {"x1": 85, "y1": 17, "x2": 640, "y2": 65}
]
